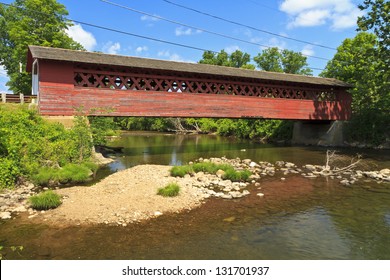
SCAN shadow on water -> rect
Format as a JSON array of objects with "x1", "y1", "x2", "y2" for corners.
[{"x1": 0, "y1": 132, "x2": 389, "y2": 259}]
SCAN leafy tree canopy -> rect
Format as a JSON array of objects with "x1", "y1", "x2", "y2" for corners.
[
  {"x1": 0, "y1": 0, "x2": 84, "y2": 94},
  {"x1": 320, "y1": 32, "x2": 388, "y2": 112},
  {"x1": 253, "y1": 47, "x2": 312, "y2": 75},
  {"x1": 357, "y1": 0, "x2": 389, "y2": 69},
  {"x1": 199, "y1": 49, "x2": 255, "y2": 69}
]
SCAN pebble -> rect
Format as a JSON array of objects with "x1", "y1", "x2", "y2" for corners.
[{"x1": 257, "y1": 193, "x2": 265, "y2": 197}]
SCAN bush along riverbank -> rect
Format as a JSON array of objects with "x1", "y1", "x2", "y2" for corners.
[{"x1": 0, "y1": 105, "x2": 116, "y2": 220}]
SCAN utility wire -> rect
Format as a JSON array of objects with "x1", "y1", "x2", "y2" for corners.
[
  {"x1": 0, "y1": 2, "x2": 326, "y2": 71},
  {"x1": 0, "y1": 2, "x2": 217, "y2": 54},
  {"x1": 162, "y1": 0, "x2": 337, "y2": 51},
  {"x1": 101, "y1": 0, "x2": 330, "y2": 61}
]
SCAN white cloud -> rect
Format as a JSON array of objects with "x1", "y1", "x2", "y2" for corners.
[
  {"x1": 157, "y1": 50, "x2": 194, "y2": 63},
  {"x1": 102, "y1": 42, "x2": 121, "y2": 54},
  {"x1": 288, "y1": 9, "x2": 330, "y2": 28},
  {"x1": 279, "y1": 0, "x2": 363, "y2": 30},
  {"x1": 141, "y1": 15, "x2": 160, "y2": 22},
  {"x1": 265, "y1": 37, "x2": 287, "y2": 50},
  {"x1": 224, "y1": 45, "x2": 240, "y2": 54},
  {"x1": 66, "y1": 24, "x2": 97, "y2": 51},
  {"x1": 135, "y1": 46, "x2": 148, "y2": 54},
  {"x1": 301, "y1": 45, "x2": 315, "y2": 56},
  {"x1": 175, "y1": 27, "x2": 202, "y2": 36}
]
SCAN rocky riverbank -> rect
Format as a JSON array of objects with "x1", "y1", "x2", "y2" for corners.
[{"x1": 1, "y1": 156, "x2": 389, "y2": 224}]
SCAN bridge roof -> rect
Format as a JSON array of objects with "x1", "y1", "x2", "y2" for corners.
[{"x1": 27, "y1": 45, "x2": 351, "y2": 88}]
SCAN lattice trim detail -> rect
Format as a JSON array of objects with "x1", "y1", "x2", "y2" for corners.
[{"x1": 74, "y1": 70, "x2": 337, "y2": 101}]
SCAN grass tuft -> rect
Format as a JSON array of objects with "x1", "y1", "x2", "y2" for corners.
[
  {"x1": 28, "y1": 190, "x2": 62, "y2": 210},
  {"x1": 170, "y1": 165, "x2": 193, "y2": 177},
  {"x1": 157, "y1": 182, "x2": 180, "y2": 197},
  {"x1": 223, "y1": 169, "x2": 252, "y2": 182}
]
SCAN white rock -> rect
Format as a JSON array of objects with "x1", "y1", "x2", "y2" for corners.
[
  {"x1": 257, "y1": 193, "x2": 265, "y2": 197},
  {"x1": 12, "y1": 205, "x2": 27, "y2": 212},
  {"x1": 380, "y1": 169, "x2": 390, "y2": 176},
  {"x1": 285, "y1": 162, "x2": 295, "y2": 168},
  {"x1": 249, "y1": 161, "x2": 258, "y2": 168},
  {"x1": 154, "y1": 211, "x2": 163, "y2": 216},
  {"x1": 0, "y1": 212, "x2": 12, "y2": 219},
  {"x1": 242, "y1": 190, "x2": 250, "y2": 196}
]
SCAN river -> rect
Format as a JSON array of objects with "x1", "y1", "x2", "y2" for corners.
[{"x1": 0, "y1": 131, "x2": 389, "y2": 259}]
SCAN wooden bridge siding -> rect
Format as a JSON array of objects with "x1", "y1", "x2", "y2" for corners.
[
  {"x1": 37, "y1": 60, "x2": 351, "y2": 120},
  {"x1": 37, "y1": 86, "x2": 350, "y2": 120}
]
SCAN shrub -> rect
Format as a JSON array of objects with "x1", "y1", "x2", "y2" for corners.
[
  {"x1": 29, "y1": 190, "x2": 62, "y2": 210},
  {"x1": 0, "y1": 158, "x2": 20, "y2": 189},
  {"x1": 157, "y1": 183, "x2": 180, "y2": 197}
]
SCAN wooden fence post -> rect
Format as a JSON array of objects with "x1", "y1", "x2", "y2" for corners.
[
  {"x1": 1, "y1": 93, "x2": 6, "y2": 103},
  {"x1": 19, "y1": 93, "x2": 24, "y2": 104}
]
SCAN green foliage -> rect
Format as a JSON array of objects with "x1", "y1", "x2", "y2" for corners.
[
  {"x1": 253, "y1": 47, "x2": 312, "y2": 75},
  {"x1": 320, "y1": 32, "x2": 389, "y2": 145},
  {"x1": 32, "y1": 163, "x2": 93, "y2": 186},
  {"x1": 0, "y1": 0, "x2": 84, "y2": 93},
  {"x1": 157, "y1": 183, "x2": 180, "y2": 197},
  {"x1": 345, "y1": 109, "x2": 390, "y2": 145},
  {"x1": 170, "y1": 165, "x2": 193, "y2": 177},
  {"x1": 89, "y1": 116, "x2": 118, "y2": 145},
  {"x1": 199, "y1": 49, "x2": 255, "y2": 69},
  {"x1": 0, "y1": 158, "x2": 20, "y2": 189},
  {"x1": 115, "y1": 117, "x2": 293, "y2": 142},
  {"x1": 170, "y1": 162, "x2": 251, "y2": 182},
  {"x1": 222, "y1": 169, "x2": 252, "y2": 182},
  {"x1": 357, "y1": 0, "x2": 389, "y2": 71},
  {"x1": 321, "y1": 33, "x2": 385, "y2": 111},
  {"x1": 0, "y1": 105, "x2": 95, "y2": 189},
  {"x1": 28, "y1": 190, "x2": 62, "y2": 210}
]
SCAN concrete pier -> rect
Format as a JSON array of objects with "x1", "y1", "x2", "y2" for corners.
[{"x1": 292, "y1": 121, "x2": 346, "y2": 147}]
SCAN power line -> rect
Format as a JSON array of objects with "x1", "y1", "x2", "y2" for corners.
[
  {"x1": 101, "y1": 0, "x2": 330, "y2": 61},
  {"x1": 162, "y1": 0, "x2": 337, "y2": 51},
  {"x1": 0, "y1": 2, "x2": 326, "y2": 71}
]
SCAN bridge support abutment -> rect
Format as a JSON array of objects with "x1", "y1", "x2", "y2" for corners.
[{"x1": 292, "y1": 120, "x2": 346, "y2": 147}]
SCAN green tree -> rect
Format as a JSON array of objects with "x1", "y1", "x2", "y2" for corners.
[
  {"x1": 0, "y1": 0, "x2": 84, "y2": 94},
  {"x1": 199, "y1": 49, "x2": 255, "y2": 69},
  {"x1": 321, "y1": 32, "x2": 389, "y2": 145},
  {"x1": 254, "y1": 47, "x2": 312, "y2": 75},
  {"x1": 253, "y1": 47, "x2": 283, "y2": 72},
  {"x1": 320, "y1": 32, "x2": 384, "y2": 111},
  {"x1": 357, "y1": 0, "x2": 389, "y2": 69}
]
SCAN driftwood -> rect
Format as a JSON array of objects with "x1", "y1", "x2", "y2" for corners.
[{"x1": 319, "y1": 150, "x2": 362, "y2": 176}]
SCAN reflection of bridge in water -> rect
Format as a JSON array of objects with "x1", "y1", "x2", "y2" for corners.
[{"x1": 27, "y1": 46, "x2": 351, "y2": 120}]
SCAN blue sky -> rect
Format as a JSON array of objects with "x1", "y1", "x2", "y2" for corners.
[{"x1": 0, "y1": 0, "x2": 365, "y2": 93}]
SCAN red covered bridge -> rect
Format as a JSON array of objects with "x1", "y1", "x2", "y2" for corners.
[{"x1": 26, "y1": 45, "x2": 351, "y2": 120}]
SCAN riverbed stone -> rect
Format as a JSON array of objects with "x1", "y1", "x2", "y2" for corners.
[
  {"x1": 380, "y1": 169, "x2": 390, "y2": 176},
  {"x1": 0, "y1": 211, "x2": 12, "y2": 219}
]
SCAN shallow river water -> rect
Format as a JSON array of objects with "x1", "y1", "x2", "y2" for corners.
[{"x1": 1, "y1": 132, "x2": 389, "y2": 259}]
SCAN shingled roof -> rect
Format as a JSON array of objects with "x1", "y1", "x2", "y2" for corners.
[{"x1": 27, "y1": 45, "x2": 351, "y2": 88}]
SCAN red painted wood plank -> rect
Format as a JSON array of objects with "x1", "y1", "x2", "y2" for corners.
[{"x1": 38, "y1": 86, "x2": 351, "y2": 120}]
